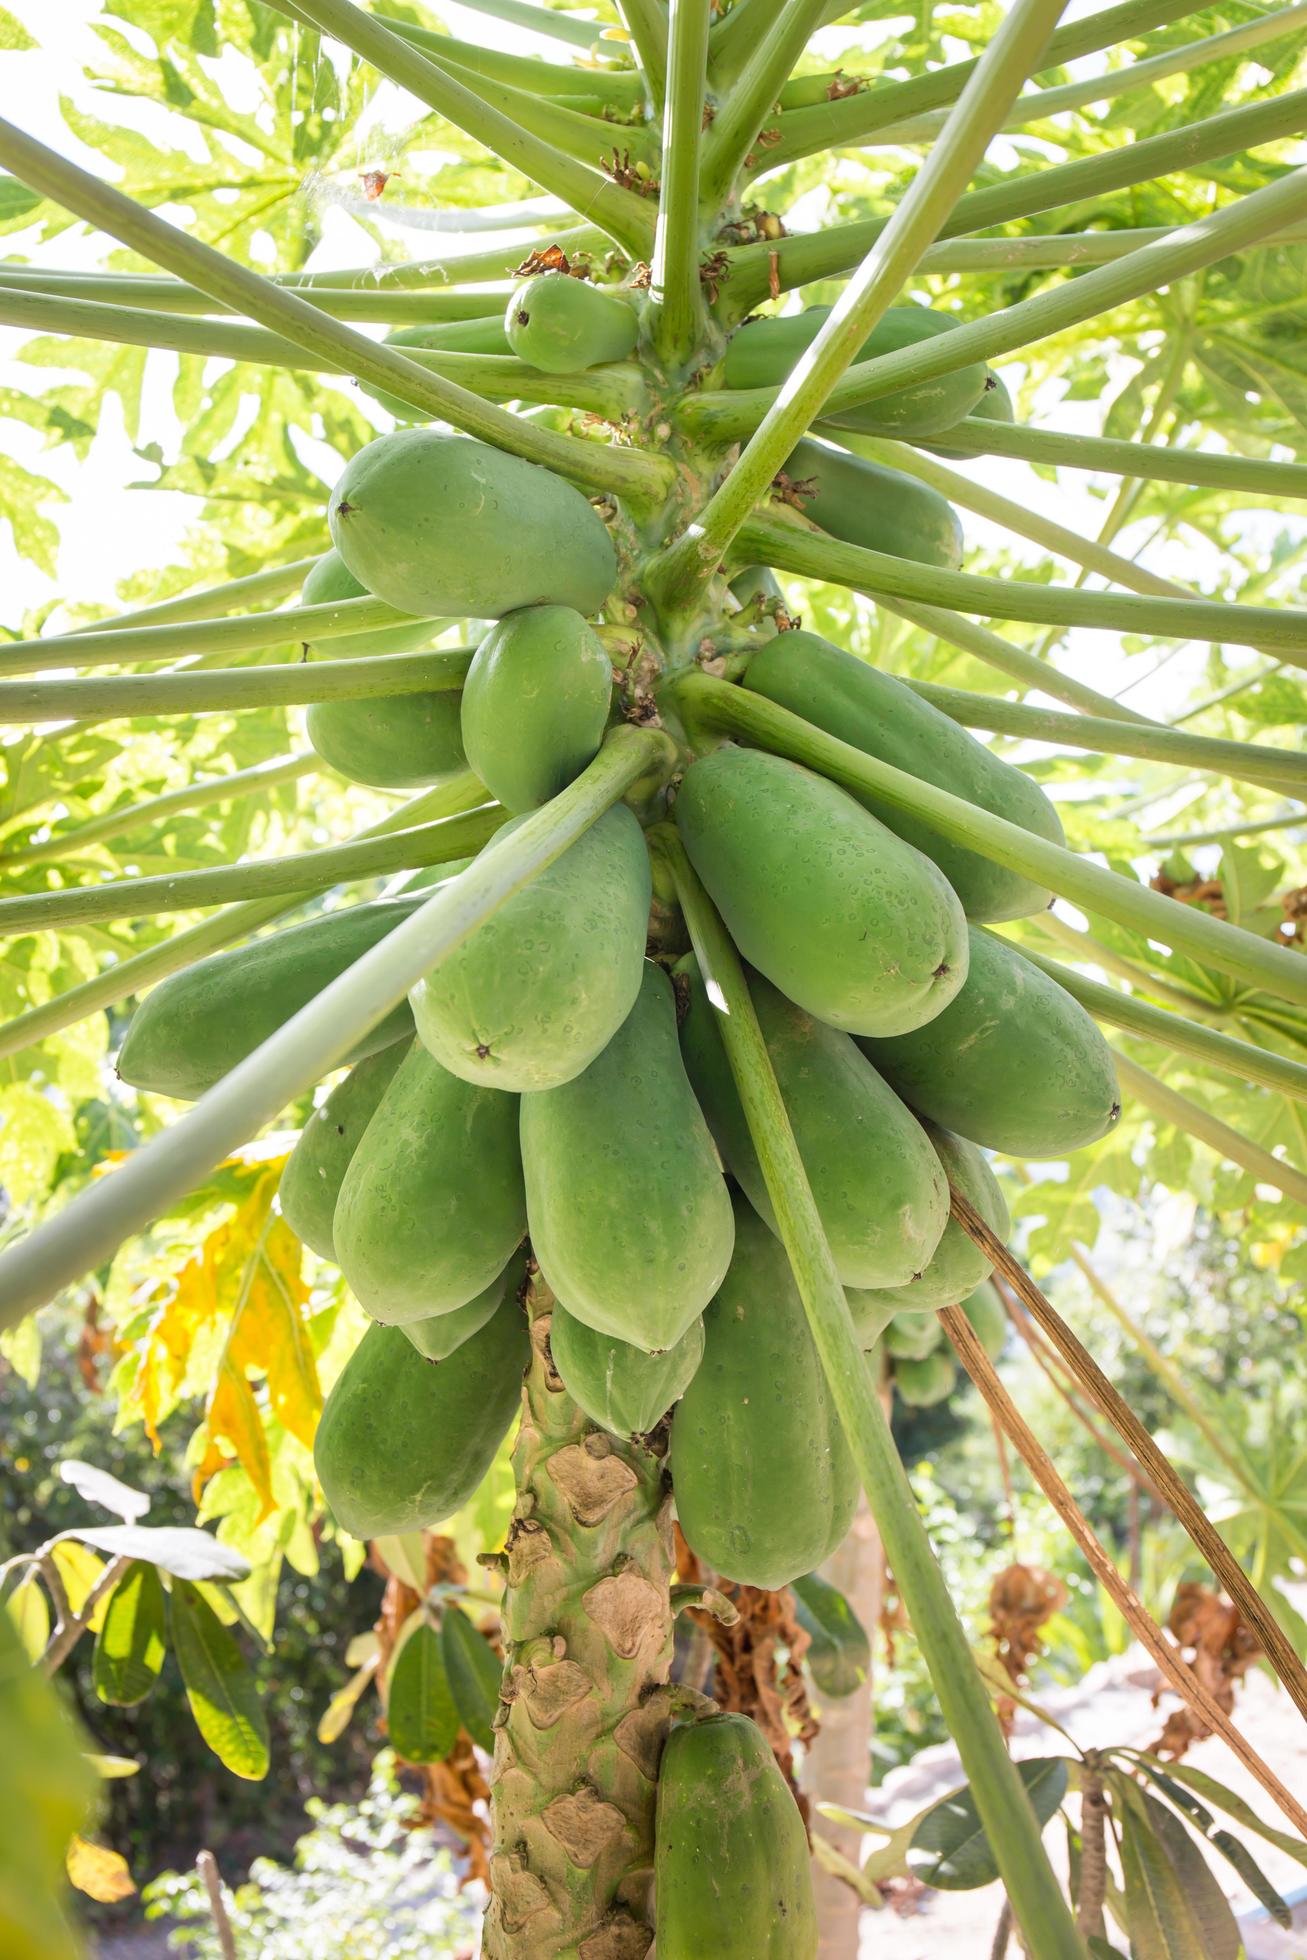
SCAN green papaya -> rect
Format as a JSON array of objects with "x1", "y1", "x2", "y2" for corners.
[
  {"x1": 403, "y1": 1251, "x2": 528, "y2": 1362},
  {"x1": 844, "y1": 1288, "x2": 896, "y2": 1352},
  {"x1": 329, "y1": 429, "x2": 617, "y2": 620},
  {"x1": 300, "y1": 548, "x2": 436, "y2": 660},
  {"x1": 675, "y1": 745, "x2": 968, "y2": 1037},
  {"x1": 672, "y1": 1200, "x2": 858, "y2": 1588},
  {"x1": 409, "y1": 805, "x2": 650, "y2": 1091},
  {"x1": 547, "y1": 1300, "x2": 704, "y2": 1437},
  {"x1": 365, "y1": 319, "x2": 514, "y2": 421},
  {"x1": 334, "y1": 1043, "x2": 525, "y2": 1323},
  {"x1": 961, "y1": 1278, "x2": 1007, "y2": 1361},
  {"x1": 860, "y1": 928, "x2": 1122, "y2": 1158},
  {"x1": 279, "y1": 1040, "x2": 409, "y2": 1260},
  {"x1": 460, "y1": 603, "x2": 613, "y2": 811},
  {"x1": 858, "y1": 1124, "x2": 1009, "y2": 1316},
  {"x1": 783, "y1": 435, "x2": 964, "y2": 571},
  {"x1": 654, "y1": 1712, "x2": 818, "y2": 1960},
  {"x1": 520, "y1": 962, "x2": 735, "y2": 1352},
  {"x1": 893, "y1": 1348, "x2": 957, "y2": 1408},
  {"x1": 726, "y1": 303, "x2": 987, "y2": 440},
  {"x1": 883, "y1": 1310, "x2": 944, "y2": 1360},
  {"x1": 743, "y1": 630, "x2": 1063, "y2": 921},
  {"x1": 927, "y1": 369, "x2": 1015, "y2": 459},
  {"x1": 504, "y1": 272, "x2": 638, "y2": 373},
  {"x1": 791, "y1": 1573, "x2": 871, "y2": 1700},
  {"x1": 314, "y1": 1302, "x2": 528, "y2": 1539},
  {"x1": 677, "y1": 957, "x2": 947, "y2": 1288},
  {"x1": 117, "y1": 896, "x2": 426, "y2": 1101}
]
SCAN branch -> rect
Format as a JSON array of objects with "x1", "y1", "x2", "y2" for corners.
[
  {"x1": 41, "y1": 1556, "x2": 133, "y2": 1679},
  {"x1": 650, "y1": 0, "x2": 711, "y2": 365}
]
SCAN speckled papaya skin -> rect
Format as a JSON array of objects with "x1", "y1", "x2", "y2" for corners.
[
  {"x1": 547, "y1": 1301, "x2": 704, "y2": 1438},
  {"x1": 279, "y1": 1041, "x2": 408, "y2": 1261}
]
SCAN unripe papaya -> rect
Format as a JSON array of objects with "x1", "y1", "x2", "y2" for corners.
[
  {"x1": 117, "y1": 896, "x2": 426, "y2": 1101},
  {"x1": 927, "y1": 369, "x2": 1015, "y2": 458},
  {"x1": 334, "y1": 1043, "x2": 525, "y2": 1323},
  {"x1": 677, "y1": 957, "x2": 947, "y2": 1288},
  {"x1": 366, "y1": 319, "x2": 513, "y2": 421},
  {"x1": 672, "y1": 1200, "x2": 858, "y2": 1589},
  {"x1": 961, "y1": 1278, "x2": 1007, "y2": 1361},
  {"x1": 301, "y1": 548, "x2": 436, "y2": 660},
  {"x1": 858, "y1": 1124, "x2": 1009, "y2": 1316},
  {"x1": 792, "y1": 1573, "x2": 871, "y2": 1699},
  {"x1": 744, "y1": 630, "x2": 1063, "y2": 921},
  {"x1": 504, "y1": 272, "x2": 638, "y2": 373},
  {"x1": 548, "y1": 1301, "x2": 704, "y2": 1436},
  {"x1": 883, "y1": 1310, "x2": 944, "y2": 1360},
  {"x1": 314, "y1": 1301, "x2": 529, "y2": 1539},
  {"x1": 520, "y1": 962, "x2": 735, "y2": 1352},
  {"x1": 460, "y1": 603, "x2": 613, "y2": 811},
  {"x1": 726, "y1": 303, "x2": 986, "y2": 440},
  {"x1": 409, "y1": 805, "x2": 650, "y2": 1091},
  {"x1": 675, "y1": 745, "x2": 968, "y2": 1037},
  {"x1": 403, "y1": 1250, "x2": 528, "y2": 1362},
  {"x1": 860, "y1": 928, "x2": 1122, "y2": 1158},
  {"x1": 893, "y1": 1347, "x2": 957, "y2": 1408},
  {"x1": 654, "y1": 1711, "x2": 818, "y2": 1960},
  {"x1": 329, "y1": 429, "x2": 617, "y2": 620},
  {"x1": 279, "y1": 1041, "x2": 409, "y2": 1260},
  {"x1": 784, "y1": 434, "x2": 964, "y2": 571}
]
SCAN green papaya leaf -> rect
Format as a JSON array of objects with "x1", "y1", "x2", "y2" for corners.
[
  {"x1": 1209, "y1": 1829, "x2": 1292, "y2": 1930},
  {"x1": 1161, "y1": 1762, "x2": 1307, "y2": 1871},
  {"x1": 387, "y1": 1620, "x2": 459, "y2": 1765},
  {"x1": 93, "y1": 1562, "x2": 167, "y2": 1708},
  {"x1": 792, "y1": 1573, "x2": 871, "y2": 1700},
  {"x1": 441, "y1": 1604, "x2": 503, "y2": 1753},
  {"x1": 907, "y1": 1758, "x2": 1069, "y2": 1890},
  {"x1": 169, "y1": 1580, "x2": 269, "y2": 1781}
]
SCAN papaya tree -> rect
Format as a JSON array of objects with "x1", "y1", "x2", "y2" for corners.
[{"x1": 1, "y1": 0, "x2": 1306, "y2": 1954}]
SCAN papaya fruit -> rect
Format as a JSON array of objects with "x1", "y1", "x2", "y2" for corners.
[
  {"x1": 504, "y1": 272, "x2": 638, "y2": 373},
  {"x1": 334, "y1": 1042, "x2": 525, "y2": 1323},
  {"x1": 675, "y1": 744, "x2": 968, "y2": 1037},
  {"x1": 460, "y1": 603, "x2": 613, "y2": 811},
  {"x1": 860, "y1": 928, "x2": 1122, "y2": 1158},
  {"x1": 117, "y1": 895, "x2": 427, "y2": 1101},
  {"x1": 677, "y1": 956, "x2": 947, "y2": 1288},
  {"x1": 883, "y1": 1310, "x2": 944, "y2": 1361},
  {"x1": 314, "y1": 1301, "x2": 529, "y2": 1539},
  {"x1": 672, "y1": 1199, "x2": 858, "y2": 1589},
  {"x1": 520, "y1": 962, "x2": 735, "y2": 1352},
  {"x1": 329, "y1": 429, "x2": 617, "y2": 620},
  {"x1": 655, "y1": 1711, "x2": 818, "y2": 1960},
  {"x1": 726, "y1": 303, "x2": 987, "y2": 440},
  {"x1": 548, "y1": 1300, "x2": 704, "y2": 1436},
  {"x1": 782, "y1": 434, "x2": 964, "y2": 571},
  {"x1": 279, "y1": 1040, "x2": 409, "y2": 1261},
  {"x1": 848, "y1": 1124, "x2": 1009, "y2": 1318},
  {"x1": 927, "y1": 369, "x2": 1015, "y2": 459},
  {"x1": 409, "y1": 805, "x2": 650, "y2": 1091},
  {"x1": 844, "y1": 1287, "x2": 896, "y2": 1352},
  {"x1": 961, "y1": 1278, "x2": 1007, "y2": 1361},
  {"x1": 791, "y1": 1573, "x2": 871, "y2": 1699},
  {"x1": 403, "y1": 1251, "x2": 528, "y2": 1362},
  {"x1": 893, "y1": 1347, "x2": 956, "y2": 1408},
  {"x1": 743, "y1": 630, "x2": 1063, "y2": 921},
  {"x1": 300, "y1": 548, "x2": 436, "y2": 660},
  {"x1": 365, "y1": 319, "x2": 514, "y2": 421}
]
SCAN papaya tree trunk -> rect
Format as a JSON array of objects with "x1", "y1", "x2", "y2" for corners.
[{"x1": 484, "y1": 1275, "x2": 677, "y2": 1960}]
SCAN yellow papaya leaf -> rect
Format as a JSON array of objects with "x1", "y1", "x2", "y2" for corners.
[
  {"x1": 227, "y1": 1211, "x2": 320, "y2": 1451},
  {"x1": 197, "y1": 1359, "x2": 275, "y2": 1522},
  {"x1": 65, "y1": 1837, "x2": 135, "y2": 1904}
]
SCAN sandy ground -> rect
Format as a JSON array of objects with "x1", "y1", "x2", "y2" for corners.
[{"x1": 854, "y1": 1647, "x2": 1307, "y2": 1958}]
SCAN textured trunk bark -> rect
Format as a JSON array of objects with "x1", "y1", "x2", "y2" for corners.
[
  {"x1": 805, "y1": 1492, "x2": 884, "y2": 1960},
  {"x1": 484, "y1": 1278, "x2": 678, "y2": 1960}
]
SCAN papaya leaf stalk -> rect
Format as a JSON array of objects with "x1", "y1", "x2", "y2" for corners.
[
  {"x1": 0, "y1": 260, "x2": 515, "y2": 322},
  {"x1": 873, "y1": 598, "x2": 1155, "y2": 723},
  {"x1": 911, "y1": 419, "x2": 1307, "y2": 500},
  {"x1": 1108, "y1": 1051, "x2": 1307, "y2": 1206},
  {"x1": 649, "y1": 0, "x2": 712, "y2": 368}
]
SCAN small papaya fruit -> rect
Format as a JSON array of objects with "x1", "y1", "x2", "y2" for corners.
[
  {"x1": 893, "y1": 1348, "x2": 957, "y2": 1408},
  {"x1": 460, "y1": 603, "x2": 613, "y2": 811},
  {"x1": 726, "y1": 303, "x2": 986, "y2": 440},
  {"x1": 655, "y1": 1711, "x2": 818, "y2": 1960},
  {"x1": 334, "y1": 1043, "x2": 525, "y2": 1323},
  {"x1": 365, "y1": 319, "x2": 514, "y2": 421},
  {"x1": 279, "y1": 1040, "x2": 409, "y2": 1260},
  {"x1": 791, "y1": 1573, "x2": 871, "y2": 1699},
  {"x1": 961, "y1": 1278, "x2": 1007, "y2": 1361},
  {"x1": 850, "y1": 1125, "x2": 1009, "y2": 1318},
  {"x1": 860, "y1": 928, "x2": 1122, "y2": 1158},
  {"x1": 117, "y1": 896, "x2": 426, "y2": 1101},
  {"x1": 520, "y1": 962, "x2": 735, "y2": 1352},
  {"x1": 883, "y1": 1310, "x2": 944, "y2": 1360},
  {"x1": 403, "y1": 1251, "x2": 528, "y2": 1362},
  {"x1": 548, "y1": 1300, "x2": 704, "y2": 1437},
  {"x1": 329, "y1": 429, "x2": 617, "y2": 620},
  {"x1": 743, "y1": 630, "x2": 1063, "y2": 921},
  {"x1": 672, "y1": 1199, "x2": 858, "y2": 1589},
  {"x1": 409, "y1": 805, "x2": 650, "y2": 1091},
  {"x1": 927, "y1": 369, "x2": 1015, "y2": 459},
  {"x1": 314, "y1": 1301, "x2": 529, "y2": 1539},
  {"x1": 504, "y1": 272, "x2": 638, "y2": 373},
  {"x1": 783, "y1": 435, "x2": 964, "y2": 571},
  {"x1": 675, "y1": 744, "x2": 968, "y2": 1037},
  {"x1": 300, "y1": 548, "x2": 437, "y2": 660},
  {"x1": 677, "y1": 956, "x2": 947, "y2": 1288}
]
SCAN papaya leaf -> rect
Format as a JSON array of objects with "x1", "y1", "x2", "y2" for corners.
[
  {"x1": 169, "y1": 1580, "x2": 269, "y2": 1781},
  {"x1": 386, "y1": 1619, "x2": 460, "y2": 1766},
  {"x1": 65, "y1": 1836, "x2": 136, "y2": 1904},
  {"x1": 93, "y1": 1563, "x2": 167, "y2": 1708},
  {"x1": 906, "y1": 1758, "x2": 1069, "y2": 1890},
  {"x1": 1160, "y1": 1762, "x2": 1307, "y2": 1872},
  {"x1": 58, "y1": 1459, "x2": 150, "y2": 1524},
  {"x1": 441, "y1": 1604, "x2": 503, "y2": 1753}
]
